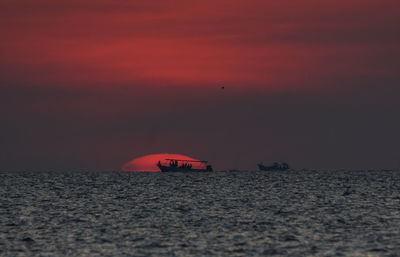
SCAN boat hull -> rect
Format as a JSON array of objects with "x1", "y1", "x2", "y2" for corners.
[
  {"x1": 158, "y1": 164, "x2": 212, "y2": 172},
  {"x1": 258, "y1": 164, "x2": 289, "y2": 171}
]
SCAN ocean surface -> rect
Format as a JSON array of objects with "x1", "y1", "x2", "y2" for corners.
[{"x1": 1, "y1": 170, "x2": 400, "y2": 256}]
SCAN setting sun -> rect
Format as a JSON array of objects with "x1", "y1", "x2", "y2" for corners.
[{"x1": 122, "y1": 153, "x2": 203, "y2": 172}]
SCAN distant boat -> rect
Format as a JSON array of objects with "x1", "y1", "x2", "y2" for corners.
[
  {"x1": 157, "y1": 159, "x2": 213, "y2": 172},
  {"x1": 258, "y1": 162, "x2": 290, "y2": 171}
]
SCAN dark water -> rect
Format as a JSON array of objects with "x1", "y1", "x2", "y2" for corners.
[{"x1": 1, "y1": 170, "x2": 400, "y2": 256}]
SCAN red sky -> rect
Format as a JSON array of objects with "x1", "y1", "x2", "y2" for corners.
[
  {"x1": 1, "y1": 0, "x2": 399, "y2": 89},
  {"x1": 1, "y1": 0, "x2": 399, "y2": 170}
]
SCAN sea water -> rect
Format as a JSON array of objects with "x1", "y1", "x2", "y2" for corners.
[{"x1": 1, "y1": 170, "x2": 400, "y2": 256}]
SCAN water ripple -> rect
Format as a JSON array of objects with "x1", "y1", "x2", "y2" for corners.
[{"x1": 1, "y1": 170, "x2": 400, "y2": 256}]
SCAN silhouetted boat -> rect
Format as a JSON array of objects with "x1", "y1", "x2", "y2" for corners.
[
  {"x1": 258, "y1": 162, "x2": 290, "y2": 171},
  {"x1": 157, "y1": 159, "x2": 213, "y2": 172}
]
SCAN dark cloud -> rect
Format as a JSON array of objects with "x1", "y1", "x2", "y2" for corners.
[{"x1": 1, "y1": 85, "x2": 399, "y2": 170}]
